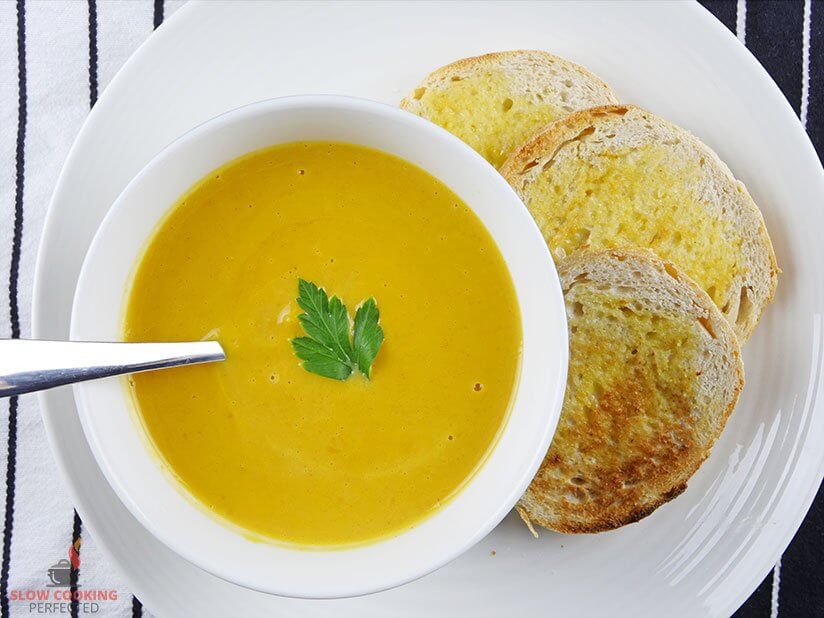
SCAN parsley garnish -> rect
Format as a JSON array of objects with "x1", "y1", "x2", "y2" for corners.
[{"x1": 291, "y1": 279, "x2": 384, "y2": 381}]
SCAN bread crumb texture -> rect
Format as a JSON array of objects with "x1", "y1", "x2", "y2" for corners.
[
  {"x1": 503, "y1": 106, "x2": 777, "y2": 340},
  {"x1": 525, "y1": 144, "x2": 738, "y2": 308},
  {"x1": 401, "y1": 51, "x2": 617, "y2": 168},
  {"x1": 518, "y1": 249, "x2": 742, "y2": 533}
]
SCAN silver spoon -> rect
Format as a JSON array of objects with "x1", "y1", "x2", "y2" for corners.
[{"x1": 0, "y1": 339, "x2": 225, "y2": 398}]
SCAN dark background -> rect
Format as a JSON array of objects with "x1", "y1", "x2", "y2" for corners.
[{"x1": 697, "y1": 2, "x2": 823, "y2": 616}]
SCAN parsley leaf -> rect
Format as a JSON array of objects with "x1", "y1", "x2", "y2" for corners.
[
  {"x1": 291, "y1": 336, "x2": 353, "y2": 381},
  {"x1": 290, "y1": 279, "x2": 384, "y2": 381},
  {"x1": 295, "y1": 279, "x2": 353, "y2": 366},
  {"x1": 353, "y1": 298, "x2": 384, "y2": 378}
]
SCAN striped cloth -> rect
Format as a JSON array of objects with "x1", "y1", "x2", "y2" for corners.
[
  {"x1": 0, "y1": 1, "x2": 820, "y2": 617},
  {"x1": 0, "y1": 3, "x2": 184, "y2": 616}
]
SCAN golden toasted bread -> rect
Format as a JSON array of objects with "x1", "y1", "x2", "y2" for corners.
[
  {"x1": 501, "y1": 105, "x2": 777, "y2": 341},
  {"x1": 517, "y1": 249, "x2": 743, "y2": 534},
  {"x1": 400, "y1": 50, "x2": 617, "y2": 168}
]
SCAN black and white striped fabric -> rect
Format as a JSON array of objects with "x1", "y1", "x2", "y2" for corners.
[
  {"x1": 0, "y1": 3, "x2": 185, "y2": 616},
  {"x1": 0, "y1": 1, "x2": 820, "y2": 617}
]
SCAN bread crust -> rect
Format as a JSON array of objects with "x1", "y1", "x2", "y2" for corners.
[
  {"x1": 517, "y1": 249, "x2": 744, "y2": 534},
  {"x1": 501, "y1": 105, "x2": 778, "y2": 341}
]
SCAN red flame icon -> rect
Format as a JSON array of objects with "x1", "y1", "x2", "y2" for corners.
[{"x1": 68, "y1": 537, "x2": 81, "y2": 570}]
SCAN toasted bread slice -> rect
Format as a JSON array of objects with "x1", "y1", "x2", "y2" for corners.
[
  {"x1": 400, "y1": 50, "x2": 618, "y2": 169},
  {"x1": 501, "y1": 105, "x2": 778, "y2": 341},
  {"x1": 517, "y1": 249, "x2": 743, "y2": 534}
]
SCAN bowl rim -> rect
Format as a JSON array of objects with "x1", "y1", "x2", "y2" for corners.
[{"x1": 70, "y1": 94, "x2": 568, "y2": 598}]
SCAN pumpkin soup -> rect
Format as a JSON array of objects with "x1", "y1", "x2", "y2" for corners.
[{"x1": 124, "y1": 142, "x2": 521, "y2": 547}]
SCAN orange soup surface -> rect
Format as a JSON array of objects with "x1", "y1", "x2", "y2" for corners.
[{"x1": 124, "y1": 142, "x2": 522, "y2": 546}]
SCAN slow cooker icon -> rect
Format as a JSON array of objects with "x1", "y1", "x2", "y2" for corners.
[{"x1": 47, "y1": 559, "x2": 73, "y2": 587}]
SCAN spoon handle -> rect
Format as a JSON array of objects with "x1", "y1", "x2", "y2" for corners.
[{"x1": 0, "y1": 339, "x2": 225, "y2": 398}]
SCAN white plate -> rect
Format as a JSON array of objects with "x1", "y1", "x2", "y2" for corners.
[{"x1": 33, "y1": 1, "x2": 824, "y2": 616}]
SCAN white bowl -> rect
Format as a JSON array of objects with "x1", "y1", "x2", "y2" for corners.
[{"x1": 70, "y1": 95, "x2": 568, "y2": 599}]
